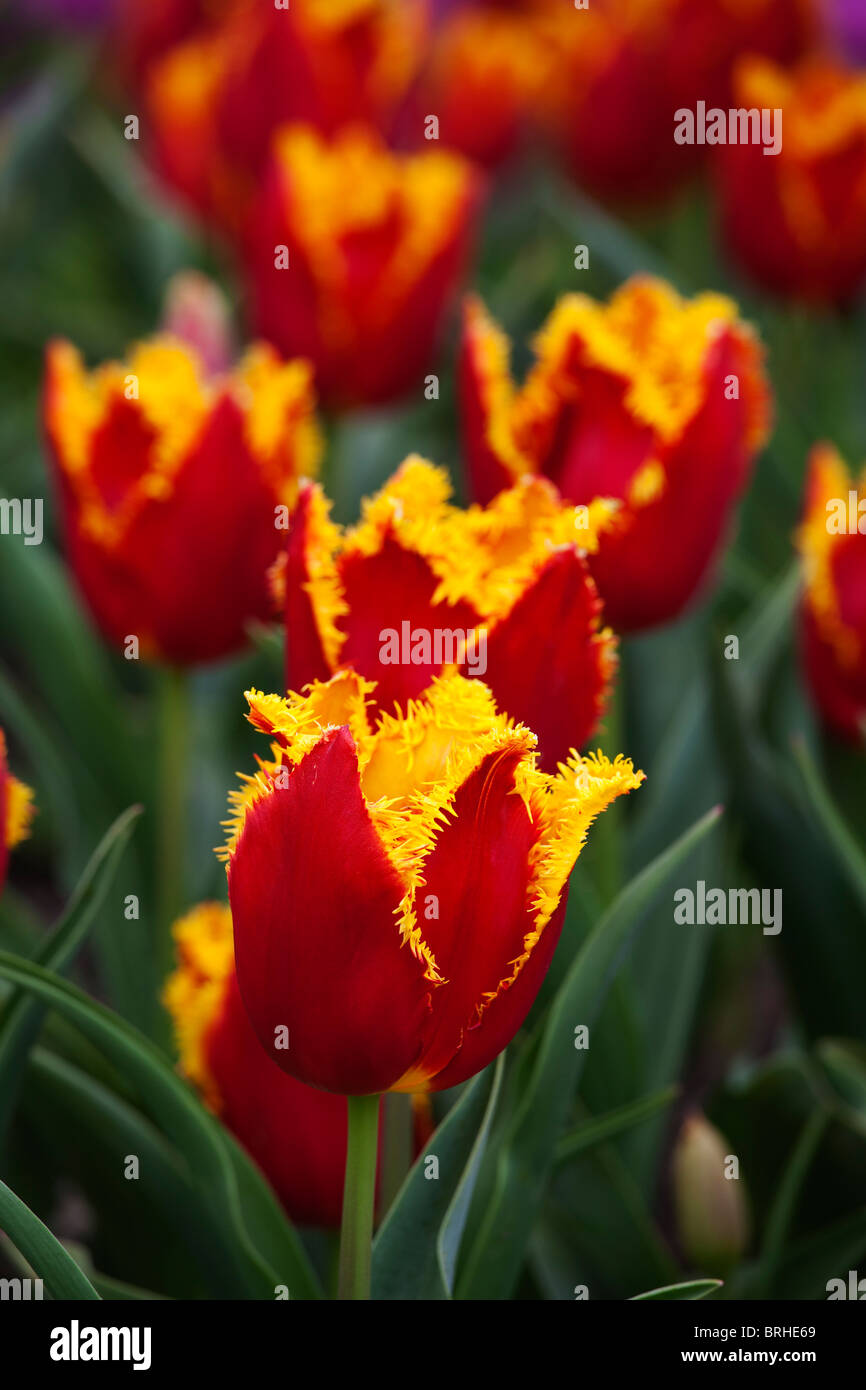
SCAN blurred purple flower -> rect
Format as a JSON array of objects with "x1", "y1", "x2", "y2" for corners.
[
  {"x1": 17, "y1": 0, "x2": 114, "y2": 29},
  {"x1": 829, "y1": 0, "x2": 866, "y2": 62}
]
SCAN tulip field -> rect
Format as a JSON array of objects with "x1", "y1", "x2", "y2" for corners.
[{"x1": 0, "y1": 0, "x2": 865, "y2": 1347}]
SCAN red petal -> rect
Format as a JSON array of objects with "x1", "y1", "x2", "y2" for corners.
[
  {"x1": 481, "y1": 549, "x2": 612, "y2": 770},
  {"x1": 229, "y1": 728, "x2": 431, "y2": 1095}
]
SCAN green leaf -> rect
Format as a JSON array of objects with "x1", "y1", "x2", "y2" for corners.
[
  {"x1": 755, "y1": 1110, "x2": 829, "y2": 1298},
  {"x1": 457, "y1": 806, "x2": 724, "y2": 1300},
  {"x1": 630, "y1": 1279, "x2": 722, "y2": 1301},
  {"x1": 0, "y1": 951, "x2": 321, "y2": 1300},
  {"x1": 372, "y1": 1055, "x2": 503, "y2": 1300},
  {"x1": 0, "y1": 1178, "x2": 100, "y2": 1300},
  {"x1": 24, "y1": 1047, "x2": 242, "y2": 1297},
  {"x1": 793, "y1": 739, "x2": 866, "y2": 914},
  {"x1": 554, "y1": 1086, "x2": 679, "y2": 1167},
  {"x1": 0, "y1": 806, "x2": 141, "y2": 1149}
]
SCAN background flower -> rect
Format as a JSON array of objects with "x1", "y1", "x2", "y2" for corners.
[
  {"x1": 797, "y1": 444, "x2": 866, "y2": 742},
  {"x1": 43, "y1": 332, "x2": 321, "y2": 664}
]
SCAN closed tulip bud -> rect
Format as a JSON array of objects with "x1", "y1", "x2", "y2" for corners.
[
  {"x1": 0, "y1": 729, "x2": 34, "y2": 894},
  {"x1": 716, "y1": 57, "x2": 866, "y2": 304},
  {"x1": 43, "y1": 335, "x2": 321, "y2": 666},
  {"x1": 164, "y1": 902, "x2": 370, "y2": 1227},
  {"x1": 673, "y1": 1112, "x2": 750, "y2": 1273},
  {"x1": 460, "y1": 279, "x2": 771, "y2": 631},
  {"x1": 271, "y1": 456, "x2": 618, "y2": 771},
  {"x1": 797, "y1": 445, "x2": 866, "y2": 743},
  {"x1": 222, "y1": 669, "x2": 643, "y2": 1097},
  {"x1": 241, "y1": 125, "x2": 481, "y2": 408},
  {"x1": 146, "y1": 0, "x2": 428, "y2": 230}
]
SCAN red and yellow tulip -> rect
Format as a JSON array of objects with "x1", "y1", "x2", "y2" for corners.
[
  {"x1": 542, "y1": 0, "x2": 817, "y2": 206},
  {"x1": 460, "y1": 277, "x2": 771, "y2": 630},
  {"x1": 797, "y1": 445, "x2": 866, "y2": 743},
  {"x1": 43, "y1": 335, "x2": 321, "y2": 666},
  {"x1": 715, "y1": 57, "x2": 866, "y2": 304},
  {"x1": 271, "y1": 457, "x2": 617, "y2": 771},
  {"x1": 0, "y1": 730, "x2": 34, "y2": 894},
  {"x1": 241, "y1": 124, "x2": 480, "y2": 408},
  {"x1": 222, "y1": 669, "x2": 643, "y2": 1097},
  {"x1": 164, "y1": 902, "x2": 363, "y2": 1227},
  {"x1": 146, "y1": 0, "x2": 428, "y2": 229},
  {"x1": 418, "y1": 3, "x2": 554, "y2": 168}
]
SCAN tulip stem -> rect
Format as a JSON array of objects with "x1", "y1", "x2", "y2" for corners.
[
  {"x1": 156, "y1": 666, "x2": 189, "y2": 989},
  {"x1": 338, "y1": 1094, "x2": 380, "y2": 1300}
]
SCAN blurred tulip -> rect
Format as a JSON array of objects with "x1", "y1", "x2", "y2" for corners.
[
  {"x1": 0, "y1": 729, "x2": 34, "y2": 894},
  {"x1": 716, "y1": 57, "x2": 866, "y2": 304},
  {"x1": 672, "y1": 1112, "x2": 750, "y2": 1273},
  {"x1": 146, "y1": 0, "x2": 428, "y2": 229},
  {"x1": 241, "y1": 124, "x2": 480, "y2": 408},
  {"x1": 460, "y1": 278, "x2": 771, "y2": 631},
  {"x1": 271, "y1": 456, "x2": 618, "y2": 770},
  {"x1": 222, "y1": 668, "x2": 643, "y2": 1096},
  {"x1": 43, "y1": 333, "x2": 321, "y2": 665},
  {"x1": 418, "y1": 3, "x2": 554, "y2": 167},
  {"x1": 164, "y1": 901, "x2": 364, "y2": 1226},
  {"x1": 797, "y1": 444, "x2": 866, "y2": 743},
  {"x1": 543, "y1": 0, "x2": 817, "y2": 205}
]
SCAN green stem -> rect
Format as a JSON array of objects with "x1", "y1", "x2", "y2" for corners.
[
  {"x1": 380, "y1": 1092, "x2": 413, "y2": 1215},
  {"x1": 338, "y1": 1094, "x2": 380, "y2": 1300},
  {"x1": 156, "y1": 666, "x2": 189, "y2": 985}
]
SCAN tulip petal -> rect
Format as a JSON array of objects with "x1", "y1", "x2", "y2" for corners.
[{"x1": 229, "y1": 728, "x2": 431, "y2": 1095}]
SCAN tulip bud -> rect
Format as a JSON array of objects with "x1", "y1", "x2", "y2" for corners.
[
  {"x1": 673, "y1": 1113, "x2": 750, "y2": 1273},
  {"x1": 161, "y1": 271, "x2": 233, "y2": 378}
]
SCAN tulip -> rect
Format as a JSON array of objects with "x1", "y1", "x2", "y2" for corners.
[
  {"x1": 672, "y1": 1112, "x2": 750, "y2": 1274},
  {"x1": 146, "y1": 0, "x2": 428, "y2": 230},
  {"x1": 0, "y1": 729, "x2": 34, "y2": 894},
  {"x1": 241, "y1": 124, "x2": 481, "y2": 408},
  {"x1": 459, "y1": 278, "x2": 771, "y2": 630},
  {"x1": 165, "y1": 901, "x2": 369, "y2": 1227},
  {"x1": 542, "y1": 0, "x2": 816, "y2": 206},
  {"x1": 271, "y1": 456, "x2": 618, "y2": 770},
  {"x1": 43, "y1": 333, "x2": 321, "y2": 666},
  {"x1": 796, "y1": 444, "x2": 866, "y2": 743},
  {"x1": 223, "y1": 666, "x2": 643, "y2": 1099},
  {"x1": 715, "y1": 57, "x2": 866, "y2": 304},
  {"x1": 417, "y1": 4, "x2": 554, "y2": 167}
]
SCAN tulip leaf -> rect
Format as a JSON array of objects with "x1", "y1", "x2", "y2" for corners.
[
  {"x1": 554, "y1": 1086, "x2": 679, "y2": 1167},
  {"x1": 24, "y1": 1047, "x2": 246, "y2": 1298},
  {"x1": 0, "y1": 805, "x2": 141, "y2": 1150},
  {"x1": 0, "y1": 951, "x2": 322, "y2": 1300},
  {"x1": 0, "y1": 1178, "x2": 100, "y2": 1300},
  {"x1": 630, "y1": 1279, "x2": 722, "y2": 1301},
  {"x1": 793, "y1": 738, "x2": 866, "y2": 914},
  {"x1": 456, "y1": 805, "x2": 724, "y2": 1300},
  {"x1": 372, "y1": 1055, "x2": 504, "y2": 1300}
]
